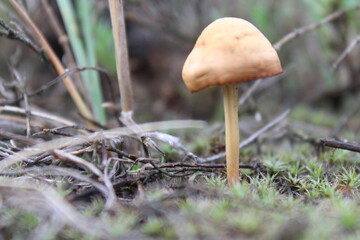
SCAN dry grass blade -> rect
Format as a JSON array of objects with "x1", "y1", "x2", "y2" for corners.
[
  {"x1": 0, "y1": 105, "x2": 78, "y2": 127},
  {"x1": 142, "y1": 131, "x2": 190, "y2": 155},
  {"x1": 7, "y1": 0, "x2": 93, "y2": 124},
  {"x1": 103, "y1": 157, "x2": 118, "y2": 209},
  {"x1": 52, "y1": 149, "x2": 104, "y2": 178}
]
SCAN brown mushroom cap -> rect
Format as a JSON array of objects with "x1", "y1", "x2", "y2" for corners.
[{"x1": 182, "y1": 17, "x2": 283, "y2": 92}]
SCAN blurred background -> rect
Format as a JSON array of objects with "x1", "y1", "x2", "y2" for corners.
[{"x1": 0, "y1": 0, "x2": 359, "y2": 134}]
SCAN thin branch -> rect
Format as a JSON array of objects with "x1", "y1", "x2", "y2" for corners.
[
  {"x1": 273, "y1": 4, "x2": 360, "y2": 51},
  {"x1": 0, "y1": 19, "x2": 45, "y2": 59},
  {"x1": 0, "y1": 66, "x2": 115, "y2": 105},
  {"x1": 320, "y1": 138, "x2": 360, "y2": 153},
  {"x1": 199, "y1": 110, "x2": 290, "y2": 162},
  {"x1": 0, "y1": 128, "x2": 40, "y2": 145},
  {"x1": 130, "y1": 158, "x2": 256, "y2": 178},
  {"x1": 144, "y1": 160, "x2": 194, "y2": 178},
  {"x1": 238, "y1": 79, "x2": 262, "y2": 106},
  {"x1": 332, "y1": 34, "x2": 360, "y2": 70},
  {"x1": 32, "y1": 125, "x2": 95, "y2": 138},
  {"x1": 144, "y1": 162, "x2": 255, "y2": 170},
  {"x1": 67, "y1": 160, "x2": 258, "y2": 201}
]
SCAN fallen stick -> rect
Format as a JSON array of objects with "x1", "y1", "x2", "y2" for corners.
[
  {"x1": 319, "y1": 138, "x2": 360, "y2": 153},
  {"x1": 332, "y1": 34, "x2": 360, "y2": 70},
  {"x1": 199, "y1": 109, "x2": 290, "y2": 162}
]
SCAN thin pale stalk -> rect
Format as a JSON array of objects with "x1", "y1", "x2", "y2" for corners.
[
  {"x1": 223, "y1": 84, "x2": 240, "y2": 186},
  {"x1": 108, "y1": 0, "x2": 133, "y2": 114}
]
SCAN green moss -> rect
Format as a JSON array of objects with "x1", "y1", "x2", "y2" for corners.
[
  {"x1": 105, "y1": 211, "x2": 137, "y2": 237},
  {"x1": 142, "y1": 217, "x2": 176, "y2": 239}
]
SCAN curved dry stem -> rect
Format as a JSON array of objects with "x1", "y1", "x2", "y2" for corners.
[{"x1": 7, "y1": 0, "x2": 93, "y2": 124}]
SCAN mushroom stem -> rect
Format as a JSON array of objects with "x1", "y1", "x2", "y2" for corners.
[{"x1": 223, "y1": 84, "x2": 240, "y2": 186}]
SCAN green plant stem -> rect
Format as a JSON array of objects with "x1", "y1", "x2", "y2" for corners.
[{"x1": 77, "y1": 0, "x2": 106, "y2": 124}]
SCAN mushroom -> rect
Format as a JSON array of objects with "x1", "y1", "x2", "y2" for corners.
[{"x1": 182, "y1": 17, "x2": 282, "y2": 186}]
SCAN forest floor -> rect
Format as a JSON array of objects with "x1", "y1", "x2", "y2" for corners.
[{"x1": 1, "y1": 104, "x2": 360, "y2": 240}]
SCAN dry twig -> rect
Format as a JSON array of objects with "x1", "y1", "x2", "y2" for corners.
[
  {"x1": 332, "y1": 34, "x2": 360, "y2": 70},
  {"x1": 0, "y1": 128, "x2": 39, "y2": 145},
  {"x1": 320, "y1": 138, "x2": 360, "y2": 153},
  {"x1": 0, "y1": 19, "x2": 44, "y2": 59},
  {"x1": 0, "y1": 66, "x2": 115, "y2": 106},
  {"x1": 273, "y1": 4, "x2": 360, "y2": 51},
  {"x1": 199, "y1": 110, "x2": 290, "y2": 162}
]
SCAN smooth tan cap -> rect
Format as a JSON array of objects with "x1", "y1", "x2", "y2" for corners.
[{"x1": 182, "y1": 17, "x2": 283, "y2": 92}]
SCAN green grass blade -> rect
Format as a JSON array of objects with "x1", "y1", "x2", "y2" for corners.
[
  {"x1": 77, "y1": 0, "x2": 106, "y2": 124},
  {"x1": 56, "y1": 0, "x2": 106, "y2": 124}
]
